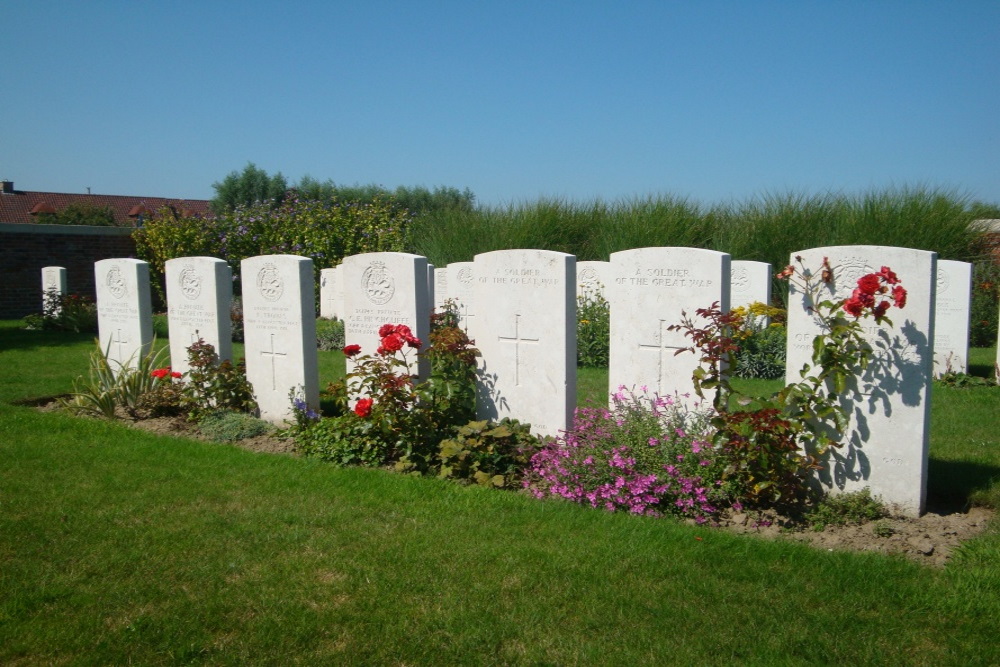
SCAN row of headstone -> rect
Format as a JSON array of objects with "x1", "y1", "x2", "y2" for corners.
[{"x1": 84, "y1": 246, "x2": 983, "y2": 518}]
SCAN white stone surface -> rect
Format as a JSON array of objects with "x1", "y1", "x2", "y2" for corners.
[
  {"x1": 94, "y1": 258, "x2": 154, "y2": 372},
  {"x1": 434, "y1": 268, "x2": 448, "y2": 310},
  {"x1": 576, "y1": 261, "x2": 611, "y2": 302},
  {"x1": 165, "y1": 257, "x2": 233, "y2": 375},
  {"x1": 41, "y1": 265, "x2": 67, "y2": 313},
  {"x1": 241, "y1": 255, "x2": 319, "y2": 424},
  {"x1": 730, "y1": 260, "x2": 772, "y2": 311},
  {"x1": 446, "y1": 261, "x2": 476, "y2": 331},
  {"x1": 609, "y1": 247, "x2": 730, "y2": 400},
  {"x1": 319, "y1": 265, "x2": 345, "y2": 320},
  {"x1": 932, "y1": 259, "x2": 972, "y2": 376},
  {"x1": 785, "y1": 246, "x2": 936, "y2": 517},
  {"x1": 341, "y1": 252, "x2": 431, "y2": 380},
  {"x1": 471, "y1": 249, "x2": 576, "y2": 438}
]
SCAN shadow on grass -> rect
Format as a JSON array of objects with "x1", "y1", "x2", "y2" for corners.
[
  {"x1": 969, "y1": 362, "x2": 997, "y2": 378},
  {"x1": 927, "y1": 457, "x2": 1000, "y2": 511},
  {"x1": 0, "y1": 325, "x2": 95, "y2": 353}
]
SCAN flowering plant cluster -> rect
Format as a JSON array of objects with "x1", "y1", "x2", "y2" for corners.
[
  {"x1": 23, "y1": 290, "x2": 98, "y2": 334},
  {"x1": 525, "y1": 386, "x2": 733, "y2": 523},
  {"x1": 292, "y1": 320, "x2": 482, "y2": 472},
  {"x1": 662, "y1": 259, "x2": 909, "y2": 510},
  {"x1": 150, "y1": 367, "x2": 183, "y2": 380}
]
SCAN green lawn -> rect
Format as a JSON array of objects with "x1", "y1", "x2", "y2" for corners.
[{"x1": 2, "y1": 321, "x2": 999, "y2": 664}]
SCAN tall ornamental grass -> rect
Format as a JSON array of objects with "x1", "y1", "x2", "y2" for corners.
[{"x1": 411, "y1": 186, "x2": 988, "y2": 274}]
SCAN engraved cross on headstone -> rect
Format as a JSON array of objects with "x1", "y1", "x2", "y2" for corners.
[
  {"x1": 458, "y1": 301, "x2": 476, "y2": 333},
  {"x1": 110, "y1": 328, "x2": 129, "y2": 360},
  {"x1": 260, "y1": 333, "x2": 287, "y2": 391},
  {"x1": 637, "y1": 319, "x2": 686, "y2": 394},
  {"x1": 497, "y1": 313, "x2": 539, "y2": 386}
]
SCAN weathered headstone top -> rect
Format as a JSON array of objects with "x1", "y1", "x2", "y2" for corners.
[
  {"x1": 609, "y1": 247, "x2": 731, "y2": 401},
  {"x1": 447, "y1": 261, "x2": 476, "y2": 331},
  {"x1": 341, "y1": 252, "x2": 431, "y2": 380},
  {"x1": 94, "y1": 258, "x2": 153, "y2": 372},
  {"x1": 932, "y1": 259, "x2": 971, "y2": 376},
  {"x1": 241, "y1": 254, "x2": 319, "y2": 424},
  {"x1": 730, "y1": 260, "x2": 772, "y2": 312},
  {"x1": 785, "y1": 245, "x2": 936, "y2": 517},
  {"x1": 165, "y1": 257, "x2": 233, "y2": 375},
  {"x1": 471, "y1": 249, "x2": 576, "y2": 438}
]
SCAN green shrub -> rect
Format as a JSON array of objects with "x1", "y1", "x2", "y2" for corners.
[
  {"x1": 432, "y1": 418, "x2": 540, "y2": 488},
  {"x1": 197, "y1": 410, "x2": 271, "y2": 442},
  {"x1": 733, "y1": 324, "x2": 787, "y2": 380},
  {"x1": 577, "y1": 291, "x2": 610, "y2": 368},
  {"x1": 970, "y1": 259, "x2": 999, "y2": 347},
  {"x1": 316, "y1": 318, "x2": 345, "y2": 351},
  {"x1": 23, "y1": 291, "x2": 97, "y2": 333},
  {"x1": 805, "y1": 489, "x2": 889, "y2": 531},
  {"x1": 181, "y1": 340, "x2": 257, "y2": 421}
]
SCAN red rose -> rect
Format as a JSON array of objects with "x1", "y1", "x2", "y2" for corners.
[
  {"x1": 406, "y1": 336, "x2": 422, "y2": 349},
  {"x1": 843, "y1": 297, "x2": 864, "y2": 318},
  {"x1": 776, "y1": 265, "x2": 795, "y2": 279},
  {"x1": 151, "y1": 367, "x2": 170, "y2": 379},
  {"x1": 856, "y1": 274, "x2": 881, "y2": 296},
  {"x1": 380, "y1": 333, "x2": 405, "y2": 353},
  {"x1": 873, "y1": 301, "x2": 890, "y2": 319},
  {"x1": 378, "y1": 324, "x2": 396, "y2": 337},
  {"x1": 343, "y1": 344, "x2": 362, "y2": 357},
  {"x1": 170, "y1": 371, "x2": 182, "y2": 379},
  {"x1": 879, "y1": 266, "x2": 899, "y2": 285},
  {"x1": 892, "y1": 285, "x2": 907, "y2": 308},
  {"x1": 354, "y1": 398, "x2": 373, "y2": 418}
]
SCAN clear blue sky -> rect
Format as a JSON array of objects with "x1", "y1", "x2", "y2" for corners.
[{"x1": 2, "y1": 1, "x2": 998, "y2": 207}]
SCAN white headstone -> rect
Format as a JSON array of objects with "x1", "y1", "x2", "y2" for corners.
[
  {"x1": 471, "y1": 249, "x2": 576, "y2": 438},
  {"x1": 730, "y1": 260, "x2": 772, "y2": 311},
  {"x1": 165, "y1": 257, "x2": 233, "y2": 375},
  {"x1": 94, "y1": 258, "x2": 154, "y2": 372},
  {"x1": 319, "y1": 265, "x2": 345, "y2": 320},
  {"x1": 41, "y1": 265, "x2": 67, "y2": 314},
  {"x1": 785, "y1": 246, "x2": 936, "y2": 517},
  {"x1": 434, "y1": 268, "x2": 448, "y2": 311},
  {"x1": 609, "y1": 247, "x2": 731, "y2": 400},
  {"x1": 576, "y1": 261, "x2": 611, "y2": 302},
  {"x1": 241, "y1": 255, "x2": 319, "y2": 424},
  {"x1": 341, "y1": 252, "x2": 431, "y2": 380},
  {"x1": 427, "y1": 263, "x2": 436, "y2": 313},
  {"x1": 932, "y1": 259, "x2": 972, "y2": 376},
  {"x1": 447, "y1": 261, "x2": 476, "y2": 331}
]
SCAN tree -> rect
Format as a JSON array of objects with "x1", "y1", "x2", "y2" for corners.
[{"x1": 210, "y1": 163, "x2": 288, "y2": 214}]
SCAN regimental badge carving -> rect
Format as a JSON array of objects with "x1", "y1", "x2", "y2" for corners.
[
  {"x1": 362, "y1": 261, "x2": 395, "y2": 305},
  {"x1": 579, "y1": 267, "x2": 599, "y2": 287},
  {"x1": 833, "y1": 256, "x2": 874, "y2": 299},
  {"x1": 457, "y1": 267, "x2": 474, "y2": 286},
  {"x1": 937, "y1": 268, "x2": 950, "y2": 295},
  {"x1": 106, "y1": 265, "x2": 127, "y2": 299},
  {"x1": 732, "y1": 267, "x2": 750, "y2": 292},
  {"x1": 179, "y1": 266, "x2": 202, "y2": 300},
  {"x1": 256, "y1": 263, "x2": 284, "y2": 302}
]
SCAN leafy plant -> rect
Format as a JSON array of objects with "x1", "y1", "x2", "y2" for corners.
[
  {"x1": 197, "y1": 410, "x2": 271, "y2": 442},
  {"x1": 60, "y1": 341, "x2": 171, "y2": 420},
  {"x1": 577, "y1": 290, "x2": 610, "y2": 368},
  {"x1": 181, "y1": 339, "x2": 257, "y2": 421},
  {"x1": 731, "y1": 303, "x2": 787, "y2": 380},
  {"x1": 970, "y1": 259, "x2": 999, "y2": 347},
  {"x1": 23, "y1": 290, "x2": 97, "y2": 333},
  {"x1": 805, "y1": 488, "x2": 889, "y2": 531},
  {"x1": 431, "y1": 418, "x2": 539, "y2": 488},
  {"x1": 316, "y1": 317, "x2": 345, "y2": 351}
]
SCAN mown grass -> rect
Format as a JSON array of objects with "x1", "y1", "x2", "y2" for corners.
[{"x1": 1, "y1": 321, "x2": 999, "y2": 664}]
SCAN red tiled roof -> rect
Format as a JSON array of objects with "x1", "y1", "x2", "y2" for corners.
[{"x1": 0, "y1": 186, "x2": 211, "y2": 226}]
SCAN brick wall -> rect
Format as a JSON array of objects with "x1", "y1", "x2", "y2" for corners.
[{"x1": 0, "y1": 223, "x2": 138, "y2": 319}]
